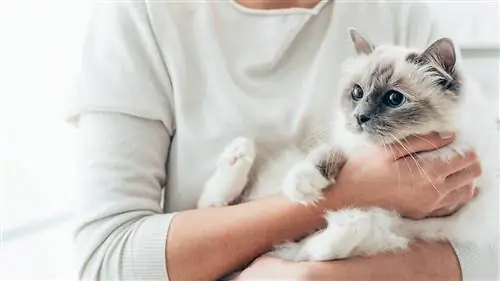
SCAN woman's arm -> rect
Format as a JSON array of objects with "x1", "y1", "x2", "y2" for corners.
[
  {"x1": 166, "y1": 194, "x2": 324, "y2": 281},
  {"x1": 307, "y1": 241, "x2": 497, "y2": 281},
  {"x1": 74, "y1": 113, "x2": 173, "y2": 280},
  {"x1": 236, "y1": 241, "x2": 462, "y2": 281},
  {"x1": 75, "y1": 112, "x2": 329, "y2": 281},
  {"x1": 238, "y1": 241, "x2": 497, "y2": 281},
  {"x1": 306, "y1": 241, "x2": 462, "y2": 281}
]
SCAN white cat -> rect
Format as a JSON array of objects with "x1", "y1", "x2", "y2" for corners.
[{"x1": 197, "y1": 28, "x2": 498, "y2": 262}]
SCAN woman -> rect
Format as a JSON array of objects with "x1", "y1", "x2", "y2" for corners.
[{"x1": 68, "y1": 1, "x2": 497, "y2": 280}]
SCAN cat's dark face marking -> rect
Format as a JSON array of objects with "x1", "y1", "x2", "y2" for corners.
[{"x1": 339, "y1": 32, "x2": 462, "y2": 143}]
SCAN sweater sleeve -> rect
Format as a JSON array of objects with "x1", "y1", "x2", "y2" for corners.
[
  {"x1": 75, "y1": 113, "x2": 174, "y2": 281},
  {"x1": 66, "y1": 1, "x2": 176, "y2": 280},
  {"x1": 396, "y1": 3, "x2": 499, "y2": 281}
]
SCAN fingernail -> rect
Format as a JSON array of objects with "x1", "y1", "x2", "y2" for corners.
[
  {"x1": 438, "y1": 132, "x2": 454, "y2": 140},
  {"x1": 472, "y1": 187, "x2": 479, "y2": 197}
]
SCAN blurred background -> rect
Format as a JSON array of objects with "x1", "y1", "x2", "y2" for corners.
[{"x1": 0, "y1": 1, "x2": 499, "y2": 280}]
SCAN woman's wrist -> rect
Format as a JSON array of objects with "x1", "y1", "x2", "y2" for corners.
[
  {"x1": 266, "y1": 194, "x2": 327, "y2": 240},
  {"x1": 166, "y1": 194, "x2": 327, "y2": 281},
  {"x1": 316, "y1": 180, "x2": 366, "y2": 212}
]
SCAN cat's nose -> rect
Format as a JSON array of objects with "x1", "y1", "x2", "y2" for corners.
[{"x1": 355, "y1": 114, "x2": 371, "y2": 125}]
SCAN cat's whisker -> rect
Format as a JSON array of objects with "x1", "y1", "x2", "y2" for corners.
[
  {"x1": 384, "y1": 136, "x2": 401, "y2": 189},
  {"x1": 390, "y1": 134, "x2": 442, "y2": 194},
  {"x1": 378, "y1": 135, "x2": 389, "y2": 155},
  {"x1": 409, "y1": 151, "x2": 434, "y2": 166},
  {"x1": 389, "y1": 133, "x2": 418, "y2": 188},
  {"x1": 328, "y1": 154, "x2": 334, "y2": 179},
  {"x1": 410, "y1": 134, "x2": 440, "y2": 151},
  {"x1": 302, "y1": 125, "x2": 329, "y2": 148},
  {"x1": 303, "y1": 130, "x2": 322, "y2": 144},
  {"x1": 401, "y1": 133, "x2": 440, "y2": 171},
  {"x1": 401, "y1": 153, "x2": 415, "y2": 189}
]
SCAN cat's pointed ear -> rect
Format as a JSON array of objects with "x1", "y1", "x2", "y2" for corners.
[
  {"x1": 419, "y1": 38, "x2": 456, "y2": 74},
  {"x1": 349, "y1": 27, "x2": 374, "y2": 55}
]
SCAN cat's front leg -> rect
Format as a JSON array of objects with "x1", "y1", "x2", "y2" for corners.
[
  {"x1": 282, "y1": 144, "x2": 347, "y2": 204},
  {"x1": 197, "y1": 137, "x2": 256, "y2": 208}
]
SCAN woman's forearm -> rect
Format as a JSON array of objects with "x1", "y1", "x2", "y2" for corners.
[
  {"x1": 305, "y1": 241, "x2": 461, "y2": 281},
  {"x1": 166, "y1": 195, "x2": 325, "y2": 281}
]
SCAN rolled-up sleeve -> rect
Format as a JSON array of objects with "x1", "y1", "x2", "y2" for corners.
[{"x1": 66, "y1": 1, "x2": 176, "y2": 280}]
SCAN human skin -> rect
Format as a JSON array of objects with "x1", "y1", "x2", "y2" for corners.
[
  {"x1": 235, "y1": 241, "x2": 461, "y2": 281},
  {"x1": 166, "y1": 133, "x2": 480, "y2": 281}
]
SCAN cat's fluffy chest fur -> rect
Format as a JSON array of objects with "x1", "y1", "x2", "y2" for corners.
[{"x1": 196, "y1": 30, "x2": 497, "y2": 262}]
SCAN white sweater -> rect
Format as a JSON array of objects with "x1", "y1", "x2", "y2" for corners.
[{"x1": 67, "y1": 1, "x2": 498, "y2": 280}]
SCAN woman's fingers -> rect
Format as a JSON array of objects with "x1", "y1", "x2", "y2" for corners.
[
  {"x1": 386, "y1": 132, "x2": 455, "y2": 160},
  {"x1": 428, "y1": 185, "x2": 477, "y2": 218},
  {"x1": 438, "y1": 184, "x2": 475, "y2": 208},
  {"x1": 443, "y1": 160, "x2": 482, "y2": 186},
  {"x1": 427, "y1": 203, "x2": 465, "y2": 218}
]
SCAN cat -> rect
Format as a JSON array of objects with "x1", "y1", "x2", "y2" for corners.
[{"x1": 197, "y1": 27, "x2": 498, "y2": 262}]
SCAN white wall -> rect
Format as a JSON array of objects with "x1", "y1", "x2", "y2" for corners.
[
  {"x1": 429, "y1": 1, "x2": 499, "y2": 48},
  {"x1": 428, "y1": 2, "x2": 500, "y2": 119}
]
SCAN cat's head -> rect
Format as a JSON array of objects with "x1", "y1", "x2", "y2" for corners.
[{"x1": 336, "y1": 28, "x2": 463, "y2": 145}]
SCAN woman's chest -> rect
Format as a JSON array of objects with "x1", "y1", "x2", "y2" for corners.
[
  {"x1": 161, "y1": 39, "x2": 348, "y2": 212},
  {"x1": 153, "y1": 4, "x2": 399, "y2": 211}
]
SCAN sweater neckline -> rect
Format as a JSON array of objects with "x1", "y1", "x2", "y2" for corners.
[{"x1": 229, "y1": 0, "x2": 330, "y2": 16}]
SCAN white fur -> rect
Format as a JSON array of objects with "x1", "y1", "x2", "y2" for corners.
[
  {"x1": 197, "y1": 137, "x2": 255, "y2": 208},
  {"x1": 281, "y1": 161, "x2": 330, "y2": 204},
  {"x1": 197, "y1": 43, "x2": 498, "y2": 262}
]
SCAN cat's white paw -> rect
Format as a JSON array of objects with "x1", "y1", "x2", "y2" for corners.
[
  {"x1": 216, "y1": 136, "x2": 256, "y2": 169},
  {"x1": 282, "y1": 161, "x2": 330, "y2": 204},
  {"x1": 197, "y1": 137, "x2": 256, "y2": 208}
]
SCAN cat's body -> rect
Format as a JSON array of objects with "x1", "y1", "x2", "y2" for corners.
[{"x1": 197, "y1": 29, "x2": 498, "y2": 262}]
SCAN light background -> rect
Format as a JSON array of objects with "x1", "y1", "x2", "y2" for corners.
[{"x1": 0, "y1": 1, "x2": 499, "y2": 280}]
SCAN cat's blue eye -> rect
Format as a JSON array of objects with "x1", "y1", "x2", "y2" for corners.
[
  {"x1": 382, "y1": 90, "x2": 406, "y2": 108},
  {"x1": 351, "y1": 84, "x2": 363, "y2": 101}
]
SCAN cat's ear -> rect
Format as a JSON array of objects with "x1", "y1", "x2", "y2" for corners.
[
  {"x1": 349, "y1": 27, "x2": 374, "y2": 55},
  {"x1": 419, "y1": 38, "x2": 456, "y2": 74}
]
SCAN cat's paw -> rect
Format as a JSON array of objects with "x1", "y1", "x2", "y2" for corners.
[
  {"x1": 197, "y1": 137, "x2": 256, "y2": 208},
  {"x1": 282, "y1": 161, "x2": 330, "y2": 204},
  {"x1": 217, "y1": 136, "x2": 256, "y2": 170}
]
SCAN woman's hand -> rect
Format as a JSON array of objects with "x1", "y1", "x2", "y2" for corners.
[{"x1": 321, "y1": 132, "x2": 482, "y2": 219}]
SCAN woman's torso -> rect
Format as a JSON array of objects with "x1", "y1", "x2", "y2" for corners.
[{"x1": 146, "y1": 1, "x2": 417, "y2": 212}]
